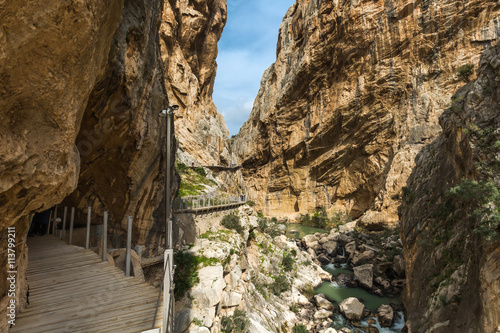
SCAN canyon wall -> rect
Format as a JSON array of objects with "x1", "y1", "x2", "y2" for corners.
[
  {"x1": 400, "y1": 44, "x2": 500, "y2": 333},
  {"x1": 234, "y1": 0, "x2": 500, "y2": 221},
  {"x1": 160, "y1": 0, "x2": 232, "y2": 166},
  {"x1": 0, "y1": 0, "x2": 183, "y2": 330}
]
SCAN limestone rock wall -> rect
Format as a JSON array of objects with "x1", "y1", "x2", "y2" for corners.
[
  {"x1": 234, "y1": 0, "x2": 500, "y2": 220},
  {"x1": 0, "y1": 1, "x2": 125, "y2": 331},
  {"x1": 160, "y1": 0, "x2": 232, "y2": 166},
  {"x1": 63, "y1": 0, "x2": 176, "y2": 258},
  {"x1": 400, "y1": 44, "x2": 500, "y2": 332}
]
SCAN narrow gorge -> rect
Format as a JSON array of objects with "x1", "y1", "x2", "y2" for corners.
[{"x1": 0, "y1": 0, "x2": 499, "y2": 332}]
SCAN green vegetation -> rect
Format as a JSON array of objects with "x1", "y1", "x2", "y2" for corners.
[
  {"x1": 269, "y1": 275, "x2": 290, "y2": 296},
  {"x1": 246, "y1": 200, "x2": 256, "y2": 207},
  {"x1": 292, "y1": 324, "x2": 308, "y2": 333},
  {"x1": 446, "y1": 178, "x2": 500, "y2": 241},
  {"x1": 222, "y1": 214, "x2": 244, "y2": 235},
  {"x1": 221, "y1": 309, "x2": 250, "y2": 333},
  {"x1": 257, "y1": 217, "x2": 281, "y2": 237},
  {"x1": 456, "y1": 64, "x2": 474, "y2": 82},
  {"x1": 299, "y1": 206, "x2": 352, "y2": 229},
  {"x1": 193, "y1": 318, "x2": 203, "y2": 326},
  {"x1": 175, "y1": 162, "x2": 216, "y2": 197},
  {"x1": 289, "y1": 304, "x2": 299, "y2": 313},
  {"x1": 174, "y1": 251, "x2": 200, "y2": 300},
  {"x1": 282, "y1": 252, "x2": 295, "y2": 272}
]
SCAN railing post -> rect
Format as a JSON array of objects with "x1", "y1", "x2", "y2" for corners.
[
  {"x1": 163, "y1": 249, "x2": 174, "y2": 333},
  {"x1": 52, "y1": 205, "x2": 58, "y2": 235},
  {"x1": 68, "y1": 207, "x2": 75, "y2": 245},
  {"x1": 86, "y1": 207, "x2": 91, "y2": 249},
  {"x1": 61, "y1": 206, "x2": 68, "y2": 240},
  {"x1": 102, "y1": 211, "x2": 108, "y2": 262},
  {"x1": 168, "y1": 220, "x2": 172, "y2": 250},
  {"x1": 126, "y1": 216, "x2": 132, "y2": 277}
]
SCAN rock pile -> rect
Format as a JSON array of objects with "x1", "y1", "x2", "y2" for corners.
[{"x1": 300, "y1": 227, "x2": 406, "y2": 297}]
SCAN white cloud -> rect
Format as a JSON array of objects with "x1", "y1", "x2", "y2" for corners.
[{"x1": 213, "y1": 0, "x2": 295, "y2": 136}]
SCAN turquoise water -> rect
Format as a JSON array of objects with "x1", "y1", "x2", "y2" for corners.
[
  {"x1": 316, "y1": 263, "x2": 401, "y2": 313},
  {"x1": 282, "y1": 223, "x2": 327, "y2": 239}
]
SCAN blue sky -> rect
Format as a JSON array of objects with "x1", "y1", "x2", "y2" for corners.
[{"x1": 213, "y1": 0, "x2": 295, "y2": 136}]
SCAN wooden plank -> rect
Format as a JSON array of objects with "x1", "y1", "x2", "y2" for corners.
[{"x1": 10, "y1": 236, "x2": 164, "y2": 333}]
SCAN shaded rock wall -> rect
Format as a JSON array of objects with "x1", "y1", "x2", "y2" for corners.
[
  {"x1": 64, "y1": 0, "x2": 176, "y2": 258},
  {"x1": 160, "y1": 0, "x2": 232, "y2": 165},
  {"x1": 234, "y1": 0, "x2": 500, "y2": 220},
  {"x1": 0, "y1": 0, "x2": 125, "y2": 331},
  {"x1": 400, "y1": 44, "x2": 500, "y2": 332}
]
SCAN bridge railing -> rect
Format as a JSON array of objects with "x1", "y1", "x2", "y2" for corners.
[{"x1": 173, "y1": 194, "x2": 246, "y2": 211}]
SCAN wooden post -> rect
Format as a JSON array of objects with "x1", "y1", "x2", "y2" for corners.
[
  {"x1": 102, "y1": 211, "x2": 108, "y2": 262},
  {"x1": 68, "y1": 207, "x2": 75, "y2": 245},
  {"x1": 52, "y1": 205, "x2": 58, "y2": 235},
  {"x1": 61, "y1": 207, "x2": 68, "y2": 240},
  {"x1": 126, "y1": 216, "x2": 132, "y2": 277},
  {"x1": 86, "y1": 207, "x2": 91, "y2": 250}
]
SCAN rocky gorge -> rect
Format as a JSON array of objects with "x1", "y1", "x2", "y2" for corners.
[{"x1": 1, "y1": 0, "x2": 500, "y2": 332}]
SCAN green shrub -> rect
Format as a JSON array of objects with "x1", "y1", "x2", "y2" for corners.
[
  {"x1": 456, "y1": 64, "x2": 474, "y2": 82},
  {"x1": 222, "y1": 214, "x2": 244, "y2": 235},
  {"x1": 221, "y1": 309, "x2": 250, "y2": 333},
  {"x1": 246, "y1": 200, "x2": 256, "y2": 207},
  {"x1": 289, "y1": 304, "x2": 299, "y2": 313},
  {"x1": 282, "y1": 253, "x2": 295, "y2": 272},
  {"x1": 269, "y1": 275, "x2": 290, "y2": 296},
  {"x1": 292, "y1": 324, "x2": 308, "y2": 333},
  {"x1": 174, "y1": 251, "x2": 199, "y2": 300},
  {"x1": 194, "y1": 167, "x2": 207, "y2": 177},
  {"x1": 446, "y1": 178, "x2": 500, "y2": 240},
  {"x1": 176, "y1": 162, "x2": 189, "y2": 174}
]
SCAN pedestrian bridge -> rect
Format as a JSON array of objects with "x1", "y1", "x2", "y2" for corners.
[
  {"x1": 10, "y1": 236, "x2": 163, "y2": 333},
  {"x1": 173, "y1": 195, "x2": 247, "y2": 214}
]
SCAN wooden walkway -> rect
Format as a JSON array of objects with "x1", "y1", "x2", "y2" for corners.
[
  {"x1": 10, "y1": 236, "x2": 162, "y2": 333},
  {"x1": 174, "y1": 202, "x2": 245, "y2": 214}
]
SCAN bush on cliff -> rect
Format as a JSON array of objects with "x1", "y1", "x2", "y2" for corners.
[
  {"x1": 221, "y1": 309, "x2": 249, "y2": 333},
  {"x1": 222, "y1": 214, "x2": 244, "y2": 235}
]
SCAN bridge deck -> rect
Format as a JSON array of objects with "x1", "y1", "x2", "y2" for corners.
[
  {"x1": 10, "y1": 236, "x2": 162, "y2": 333},
  {"x1": 174, "y1": 202, "x2": 245, "y2": 214}
]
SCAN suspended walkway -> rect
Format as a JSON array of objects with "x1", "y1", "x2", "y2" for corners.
[
  {"x1": 10, "y1": 236, "x2": 163, "y2": 333},
  {"x1": 173, "y1": 195, "x2": 247, "y2": 214}
]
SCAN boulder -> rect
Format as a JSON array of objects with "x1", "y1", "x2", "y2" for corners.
[
  {"x1": 317, "y1": 254, "x2": 331, "y2": 265},
  {"x1": 324, "y1": 328, "x2": 338, "y2": 333},
  {"x1": 345, "y1": 241, "x2": 357, "y2": 257},
  {"x1": 175, "y1": 309, "x2": 194, "y2": 333},
  {"x1": 314, "y1": 309, "x2": 334, "y2": 319},
  {"x1": 303, "y1": 234, "x2": 318, "y2": 248},
  {"x1": 392, "y1": 255, "x2": 405, "y2": 277},
  {"x1": 190, "y1": 265, "x2": 225, "y2": 307},
  {"x1": 221, "y1": 291, "x2": 242, "y2": 308},
  {"x1": 323, "y1": 241, "x2": 338, "y2": 256},
  {"x1": 357, "y1": 211, "x2": 389, "y2": 231},
  {"x1": 308, "y1": 248, "x2": 317, "y2": 258},
  {"x1": 336, "y1": 273, "x2": 356, "y2": 287},
  {"x1": 339, "y1": 297, "x2": 365, "y2": 321},
  {"x1": 352, "y1": 250, "x2": 375, "y2": 266},
  {"x1": 224, "y1": 265, "x2": 242, "y2": 290},
  {"x1": 376, "y1": 305, "x2": 394, "y2": 327},
  {"x1": 353, "y1": 264, "x2": 374, "y2": 289},
  {"x1": 314, "y1": 294, "x2": 335, "y2": 310}
]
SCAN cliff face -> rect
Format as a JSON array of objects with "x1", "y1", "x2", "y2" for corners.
[
  {"x1": 234, "y1": 0, "x2": 500, "y2": 220},
  {"x1": 400, "y1": 44, "x2": 500, "y2": 333},
  {"x1": 160, "y1": 0, "x2": 231, "y2": 165},
  {"x1": 0, "y1": 1, "x2": 124, "y2": 330},
  {"x1": 64, "y1": 0, "x2": 175, "y2": 257},
  {"x1": 0, "y1": 0, "x2": 180, "y2": 330}
]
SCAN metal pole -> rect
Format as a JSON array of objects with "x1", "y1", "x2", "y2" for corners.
[
  {"x1": 61, "y1": 206, "x2": 68, "y2": 240},
  {"x1": 168, "y1": 220, "x2": 172, "y2": 249},
  {"x1": 53, "y1": 205, "x2": 58, "y2": 235},
  {"x1": 126, "y1": 216, "x2": 132, "y2": 277},
  {"x1": 102, "y1": 211, "x2": 108, "y2": 262},
  {"x1": 86, "y1": 207, "x2": 91, "y2": 250},
  {"x1": 68, "y1": 207, "x2": 75, "y2": 245},
  {"x1": 163, "y1": 249, "x2": 173, "y2": 333},
  {"x1": 165, "y1": 110, "x2": 172, "y2": 250}
]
